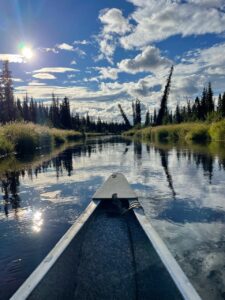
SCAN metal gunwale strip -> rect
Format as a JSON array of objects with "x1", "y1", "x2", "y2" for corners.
[
  {"x1": 133, "y1": 207, "x2": 201, "y2": 300},
  {"x1": 10, "y1": 200, "x2": 100, "y2": 300}
]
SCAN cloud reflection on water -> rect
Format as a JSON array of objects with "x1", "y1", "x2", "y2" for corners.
[{"x1": 0, "y1": 137, "x2": 225, "y2": 299}]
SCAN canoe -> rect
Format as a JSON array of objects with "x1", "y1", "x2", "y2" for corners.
[{"x1": 11, "y1": 173, "x2": 201, "y2": 300}]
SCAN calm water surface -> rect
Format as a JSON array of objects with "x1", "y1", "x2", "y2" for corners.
[{"x1": 1, "y1": 136, "x2": 225, "y2": 299}]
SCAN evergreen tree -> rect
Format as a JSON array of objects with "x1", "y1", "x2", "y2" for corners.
[
  {"x1": 16, "y1": 98, "x2": 23, "y2": 120},
  {"x1": 132, "y1": 101, "x2": 136, "y2": 126},
  {"x1": 30, "y1": 97, "x2": 37, "y2": 123},
  {"x1": 60, "y1": 97, "x2": 71, "y2": 129},
  {"x1": 205, "y1": 82, "x2": 214, "y2": 114},
  {"x1": 194, "y1": 96, "x2": 201, "y2": 120},
  {"x1": 218, "y1": 92, "x2": 225, "y2": 118},
  {"x1": 1, "y1": 60, "x2": 15, "y2": 122},
  {"x1": 118, "y1": 104, "x2": 131, "y2": 128},
  {"x1": 135, "y1": 99, "x2": 141, "y2": 125},
  {"x1": 22, "y1": 94, "x2": 30, "y2": 121},
  {"x1": 174, "y1": 104, "x2": 182, "y2": 123},
  {"x1": 50, "y1": 93, "x2": 60, "y2": 127},
  {"x1": 144, "y1": 110, "x2": 150, "y2": 126},
  {"x1": 156, "y1": 66, "x2": 174, "y2": 125},
  {"x1": 200, "y1": 87, "x2": 207, "y2": 120},
  {"x1": 218, "y1": 93, "x2": 222, "y2": 113},
  {"x1": 96, "y1": 117, "x2": 102, "y2": 132},
  {"x1": 153, "y1": 109, "x2": 157, "y2": 125}
]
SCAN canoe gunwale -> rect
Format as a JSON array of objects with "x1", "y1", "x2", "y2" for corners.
[
  {"x1": 10, "y1": 200, "x2": 100, "y2": 300},
  {"x1": 133, "y1": 207, "x2": 201, "y2": 300}
]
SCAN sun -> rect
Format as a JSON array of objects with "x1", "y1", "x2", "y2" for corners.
[{"x1": 21, "y1": 46, "x2": 34, "y2": 60}]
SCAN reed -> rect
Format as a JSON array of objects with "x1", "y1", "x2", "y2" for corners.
[
  {"x1": 0, "y1": 122, "x2": 82, "y2": 156},
  {"x1": 123, "y1": 121, "x2": 225, "y2": 142}
]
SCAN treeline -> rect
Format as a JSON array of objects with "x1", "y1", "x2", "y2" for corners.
[
  {"x1": 0, "y1": 61, "x2": 127, "y2": 133},
  {"x1": 118, "y1": 66, "x2": 225, "y2": 128}
]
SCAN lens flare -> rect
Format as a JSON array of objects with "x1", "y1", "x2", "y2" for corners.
[
  {"x1": 21, "y1": 47, "x2": 33, "y2": 60},
  {"x1": 18, "y1": 42, "x2": 34, "y2": 60}
]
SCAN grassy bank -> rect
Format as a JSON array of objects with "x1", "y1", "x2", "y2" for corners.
[
  {"x1": 123, "y1": 120, "x2": 225, "y2": 142},
  {"x1": 0, "y1": 122, "x2": 82, "y2": 156}
]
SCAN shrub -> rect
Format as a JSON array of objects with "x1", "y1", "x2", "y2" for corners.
[
  {"x1": 0, "y1": 122, "x2": 82, "y2": 155},
  {"x1": 185, "y1": 124, "x2": 210, "y2": 142},
  {"x1": 209, "y1": 120, "x2": 225, "y2": 141},
  {"x1": 0, "y1": 134, "x2": 14, "y2": 156}
]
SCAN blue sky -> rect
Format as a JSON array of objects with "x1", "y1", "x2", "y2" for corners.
[{"x1": 1, "y1": 0, "x2": 225, "y2": 121}]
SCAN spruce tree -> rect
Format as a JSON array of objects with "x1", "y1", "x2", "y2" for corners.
[
  {"x1": 221, "y1": 92, "x2": 225, "y2": 118},
  {"x1": 60, "y1": 97, "x2": 71, "y2": 129},
  {"x1": 200, "y1": 87, "x2": 207, "y2": 120},
  {"x1": 145, "y1": 110, "x2": 150, "y2": 126},
  {"x1": 156, "y1": 66, "x2": 174, "y2": 125},
  {"x1": 118, "y1": 104, "x2": 131, "y2": 128},
  {"x1": 174, "y1": 104, "x2": 181, "y2": 123},
  {"x1": 135, "y1": 99, "x2": 141, "y2": 126},
  {"x1": 132, "y1": 101, "x2": 136, "y2": 126},
  {"x1": 205, "y1": 82, "x2": 214, "y2": 114},
  {"x1": 1, "y1": 60, "x2": 15, "y2": 122}
]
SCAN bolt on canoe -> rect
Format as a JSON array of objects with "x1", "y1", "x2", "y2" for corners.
[{"x1": 11, "y1": 173, "x2": 201, "y2": 300}]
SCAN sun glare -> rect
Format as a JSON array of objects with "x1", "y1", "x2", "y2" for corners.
[{"x1": 21, "y1": 46, "x2": 34, "y2": 60}]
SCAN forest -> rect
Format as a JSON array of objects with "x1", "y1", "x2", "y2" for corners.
[
  {"x1": 1, "y1": 61, "x2": 225, "y2": 134},
  {"x1": 0, "y1": 61, "x2": 128, "y2": 133},
  {"x1": 119, "y1": 66, "x2": 225, "y2": 128}
]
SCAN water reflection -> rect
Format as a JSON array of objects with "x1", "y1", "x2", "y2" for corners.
[
  {"x1": 157, "y1": 148, "x2": 176, "y2": 199},
  {"x1": 1, "y1": 137, "x2": 225, "y2": 299},
  {"x1": 32, "y1": 211, "x2": 43, "y2": 233},
  {"x1": 1, "y1": 171, "x2": 21, "y2": 218}
]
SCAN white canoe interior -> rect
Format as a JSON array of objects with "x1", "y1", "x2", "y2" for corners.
[
  {"x1": 10, "y1": 173, "x2": 201, "y2": 300},
  {"x1": 92, "y1": 173, "x2": 138, "y2": 200}
]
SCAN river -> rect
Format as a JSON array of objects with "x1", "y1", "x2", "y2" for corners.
[{"x1": 0, "y1": 136, "x2": 225, "y2": 299}]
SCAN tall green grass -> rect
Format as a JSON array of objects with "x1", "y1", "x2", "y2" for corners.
[
  {"x1": 0, "y1": 122, "x2": 82, "y2": 156},
  {"x1": 123, "y1": 121, "x2": 225, "y2": 142},
  {"x1": 209, "y1": 120, "x2": 225, "y2": 141}
]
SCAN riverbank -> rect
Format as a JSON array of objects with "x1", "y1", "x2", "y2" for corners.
[
  {"x1": 0, "y1": 122, "x2": 82, "y2": 157},
  {"x1": 123, "y1": 120, "x2": 225, "y2": 142}
]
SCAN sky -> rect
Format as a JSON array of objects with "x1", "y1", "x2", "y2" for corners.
[{"x1": 1, "y1": 0, "x2": 225, "y2": 121}]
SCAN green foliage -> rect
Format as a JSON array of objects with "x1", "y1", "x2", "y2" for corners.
[
  {"x1": 0, "y1": 122, "x2": 82, "y2": 155},
  {"x1": 209, "y1": 120, "x2": 225, "y2": 141},
  {"x1": 185, "y1": 124, "x2": 210, "y2": 142},
  {"x1": 123, "y1": 128, "x2": 141, "y2": 137},
  {"x1": 205, "y1": 111, "x2": 222, "y2": 123},
  {"x1": 0, "y1": 134, "x2": 14, "y2": 156},
  {"x1": 124, "y1": 121, "x2": 225, "y2": 142}
]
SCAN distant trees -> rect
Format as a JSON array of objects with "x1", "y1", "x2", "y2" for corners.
[
  {"x1": 118, "y1": 65, "x2": 225, "y2": 128},
  {"x1": 170, "y1": 83, "x2": 223, "y2": 124},
  {"x1": 0, "y1": 60, "x2": 127, "y2": 134},
  {"x1": 2, "y1": 60, "x2": 225, "y2": 134},
  {"x1": 132, "y1": 99, "x2": 141, "y2": 126},
  {"x1": 144, "y1": 110, "x2": 150, "y2": 126},
  {"x1": 218, "y1": 93, "x2": 225, "y2": 118}
]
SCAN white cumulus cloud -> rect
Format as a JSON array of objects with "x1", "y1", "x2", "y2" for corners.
[
  {"x1": 32, "y1": 73, "x2": 56, "y2": 80},
  {"x1": 97, "y1": 8, "x2": 132, "y2": 63},
  {"x1": 118, "y1": 46, "x2": 172, "y2": 74},
  {"x1": 121, "y1": 0, "x2": 225, "y2": 49},
  {"x1": 99, "y1": 8, "x2": 132, "y2": 35},
  {"x1": 33, "y1": 67, "x2": 79, "y2": 73},
  {"x1": 56, "y1": 43, "x2": 75, "y2": 51},
  {"x1": 0, "y1": 54, "x2": 25, "y2": 63}
]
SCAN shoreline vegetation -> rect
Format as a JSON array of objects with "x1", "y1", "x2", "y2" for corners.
[
  {"x1": 0, "y1": 140, "x2": 84, "y2": 177},
  {"x1": 123, "y1": 120, "x2": 225, "y2": 142},
  {"x1": 0, "y1": 122, "x2": 82, "y2": 157}
]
